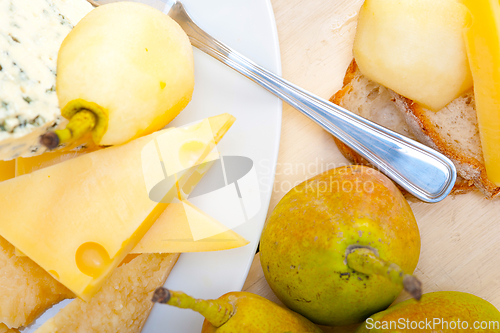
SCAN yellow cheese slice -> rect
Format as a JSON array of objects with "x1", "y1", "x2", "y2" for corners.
[
  {"x1": 462, "y1": 0, "x2": 500, "y2": 185},
  {"x1": 132, "y1": 200, "x2": 248, "y2": 253},
  {"x1": 0, "y1": 113, "x2": 234, "y2": 300},
  {"x1": 14, "y1": 136, "x2": 248, "y2": 254},
  {"x1": 0, "y1": 160, "x2": 15, "y2": 182}
]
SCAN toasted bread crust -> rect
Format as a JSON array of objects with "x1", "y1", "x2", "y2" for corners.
[
  {"x1": 392, "y1": 94, "x2": 500, "y2": 198},
  {"x1": 331, "y1": 62, "x2": 370, "y2": 165},
  {"x1": 331, "y1": 61, "x2": 478, "y2": 197}
]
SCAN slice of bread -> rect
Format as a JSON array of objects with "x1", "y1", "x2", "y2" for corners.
[
  {"x1": 330, "y1": 61, "x2": 497, "y2": 196},
  {"x1": 390, "y1": 90, "x2": 500, "y2": 198}
]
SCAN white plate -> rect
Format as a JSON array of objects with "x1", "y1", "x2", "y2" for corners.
[
  {"x1": 26, "y1": 0, "x2": 281, "y2": 332},
  {"x1": 144, "y1": 1, "x2": 282, "y2": 331}
]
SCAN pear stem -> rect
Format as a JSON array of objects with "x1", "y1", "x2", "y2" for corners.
[
  {"x1": 152, "y1": 287, "x2": 234, "y2": 327},
  {"x1": 40, "y1": 110, "x2": 96, "y2": 149},
  {"x1": 346, "y1": 247, "x2": 422, "y2": 301},
  {"x1": 86, "y1": 0, "x2": 100, "y2": 7}
]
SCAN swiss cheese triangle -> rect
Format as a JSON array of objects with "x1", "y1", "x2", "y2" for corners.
[
  {"x1": 15, "y1": 139, "x2": 249, "y2": 254},
  {"x1": 132, "y1": 200, "x2": 248, "y2": 253},
  {"x1": 0, "y1": 114, "x2": 235, "y2": 300}
]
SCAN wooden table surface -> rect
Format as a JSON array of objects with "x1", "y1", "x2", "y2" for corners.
[{"x1": 242, "y1": 0, "x2": 500, "y2": 331}]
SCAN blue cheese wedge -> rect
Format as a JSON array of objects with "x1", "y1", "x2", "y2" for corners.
[{"x1": 0, "y1": 0, "x2": 93, "y2": 160}]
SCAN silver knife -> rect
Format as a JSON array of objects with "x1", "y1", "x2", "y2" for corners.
[{"x1": 89, "y1": 0, "x2": 457, "y2": 203}]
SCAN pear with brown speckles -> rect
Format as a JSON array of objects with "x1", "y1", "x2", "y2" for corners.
[{"x1": 260, "y1": 166, "x2": 421, "y2": 326}]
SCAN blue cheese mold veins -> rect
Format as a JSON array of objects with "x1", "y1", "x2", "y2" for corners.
[{"x1": 0, "y1": 0, "x2": 93, "y2": 159}]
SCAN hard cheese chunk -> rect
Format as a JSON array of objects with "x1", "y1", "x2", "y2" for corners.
[
  {"x1": 35, "y1": 253, "x2": 179, "y2": 333},
  {"x1": 16, "y1": 150, "x2": 97, "y2": 177},
  {"x1": 0, "y1": 114, "x2": 234, "y2": 300},
  {"x1": 0, "y1": 0, "x2": 93, "y2": 160},
  {"x1": 462, "y1": 0, "x2": 500, "y2": 185}
]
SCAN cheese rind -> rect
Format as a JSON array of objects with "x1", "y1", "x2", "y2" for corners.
[
  {"x1": 0, "y1": 160, "x2": 14, "y2": 181},
  {"x1": 0, "y1": 0, "x2": 93, "y2": 160},
  {"x1": 0, "y1": 114, "x2": 234, "y2": 300},
  {"x1": 16, "y1": 149, "x2": 96, "y2": 176}
]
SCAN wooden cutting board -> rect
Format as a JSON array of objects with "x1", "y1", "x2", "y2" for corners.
[{"x1": 243, "y1": 0, "x2": 500, "y2": 331}]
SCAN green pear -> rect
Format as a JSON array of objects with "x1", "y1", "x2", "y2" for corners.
[
  {"x1": 356, "y1": 291, "x2": 500, "y2": 332},
  {"x1": 260, "y1": 165, "x2": 421, "y2": 326},
  {"x1": 41, "y1": 2, "x2": 194, "y2": 148},
  {"x1": 152, "y1": 288, "x2": 322, "y2": 333}
]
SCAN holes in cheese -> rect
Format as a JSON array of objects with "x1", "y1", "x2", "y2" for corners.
[
  {"x1": 0, "y1": 114, "x2": 235, "y2": 300},
  {"x1": 157, "y1": 120, "x2": 217, "y2": 177},
  {"x1": 48, "y1": 270, "x2": 60, "y2": 280},
  {"x1": 180, "y1": 140, "x2": 207, "y2": 169},
  {"x1": 75, "y1": 242, "x2": 112, "y2": 278}
]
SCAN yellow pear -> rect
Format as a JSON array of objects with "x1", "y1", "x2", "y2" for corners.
[
  {"x1": 153, "y1": 288, "x2": 323, "y2": 333},
  {"x1": 354, "y1": 0, "x2": 472, "y2": 111},
  {"x1": 41, "y1": 2, "x2": 194, "y2": 148},
  {"x1": 260, "y1": 166, "x2": 421, "y2": 326},
  {"x1": 356, "y1": 291, "x2": 500, "y2": 332}
]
